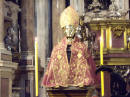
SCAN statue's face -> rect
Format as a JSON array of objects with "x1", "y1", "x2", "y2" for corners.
[{"x1": 63, "y1": 25, "x2": 76, "y2": 38}]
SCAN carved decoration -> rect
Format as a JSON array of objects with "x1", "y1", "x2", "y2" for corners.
[
  {"x1": 111, "y1": 25, "x2": 125, "y2": 38},
  {"x1": 127, "y1": 29, "x2": 130, "y2": 37},
  {"x1": 112, "y1": 65, "x2": 130, "y2": 81},
  {"x1": 88, "y1": 0, "x2": 103, "y2": 12},
  {"x1": 84, "y1": 0, "x2": 111, "y2": 12},
  {"x1": 4, "y1": 24, "x2": 19, "y2": 52},
  {"x1": 84, "y1": 0, "x2": 130, "y2": 23},
  {"x1": 126, "y1": 28, "x2": 130, "y2": 49},
  {"x1": 3, "y1": 1, "x2": 20, "y2": 52},
  {"x1": 75, "y1": 16, "x2": 87, "y2": 41},
  {"x1": 97, "y1": 65, "x2": 130, "y2": 96},
  {"x1": 4, "y1": 1, "x2": 21, "y2": 24}
]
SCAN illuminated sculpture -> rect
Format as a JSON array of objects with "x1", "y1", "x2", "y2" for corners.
[{"x1": 42, "y1": 6, "x2": 99, "y2": 87}]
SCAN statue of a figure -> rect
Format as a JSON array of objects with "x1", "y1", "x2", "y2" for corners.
[
  {"x1": 42, "y1": 6, "x2": 99, "y2": 87},
  {"x1": 4, "y1": 24, "x2": 19, "y2": 52}
]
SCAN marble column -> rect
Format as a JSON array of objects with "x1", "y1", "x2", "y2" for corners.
[
  {"x1": 19, "y1": 0, "x2": 35, "y2": 97},
  {"x1": 35, "y1": 0, "x2": 49, "y2": 68},
  {"x1": 70, "y1": 0, "x2": 85, "y2": 16},
  {"x1": 35, "y1": 0, "x2": 49, "y2": 97},
  {"x1": 20, "y1": 0, "x2": 34, "y2": 59},
  {"x1": 52, "y1": 0, "x2": 65, "y2": 46}
]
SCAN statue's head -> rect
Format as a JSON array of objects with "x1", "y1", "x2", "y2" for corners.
[
  {"x1": 60, "y1": 6, "x2": 79, "y2": 42},
  {"x1": 62, "y1": 25, "x2": 76, "y2": 38}
]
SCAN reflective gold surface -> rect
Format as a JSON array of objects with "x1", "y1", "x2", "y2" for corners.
[
  {"x1": 88, "y1": 20, "x2": 130, "y2": 65},
  {"x1": 88, "y1": 20, "x2": 130, "y2": 50}
]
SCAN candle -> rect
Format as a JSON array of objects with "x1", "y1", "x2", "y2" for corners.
[
  {"x1": 35, "y1": 37, "x2": 39, "y2": 97},
  {"x1": 109, "y1": 27, "x2": 112, "y2": 49},
  {"x1": 100, "y1": 28, "x2": 104, "y2": 96}
]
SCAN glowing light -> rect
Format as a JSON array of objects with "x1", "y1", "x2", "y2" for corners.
[{"x1": 35, "y1": 37, "x2": 39, "y2": 96}]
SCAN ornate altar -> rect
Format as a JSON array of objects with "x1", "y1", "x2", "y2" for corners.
[
  {"x1": 85, "y1": 0, "x2": 130, "y2": 77},
  {"x1": 87, "y1": 19, "x2": 130, "y2": 97},
  {"x1": 88, "y1": 20, "x2": 130, "y2": 65},
  {"x1": 85, "y1": 0, "x2": 130, "y2": 97}
]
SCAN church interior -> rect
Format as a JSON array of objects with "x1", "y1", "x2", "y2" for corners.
[{"x1": 0, "y1": 0, "x2": 130, "y2": 97}]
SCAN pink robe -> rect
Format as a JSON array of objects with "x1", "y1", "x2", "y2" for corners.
[{"x1": 42, "y1": 37, "x2": 99, "y2": 87}]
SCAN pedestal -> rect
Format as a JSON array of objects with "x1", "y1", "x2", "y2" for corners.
[
  {"x1": 46, "y1": 87, "x2": 99, "y2": 97},
  {"x1": 0, "y1": 60, "x2": 18, "y2": 97}
]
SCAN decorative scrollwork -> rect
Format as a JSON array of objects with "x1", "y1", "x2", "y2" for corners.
[
  {"x1": 127, "y1": 29, "x2": 130, "y2": 37},
  {"x1": 96, "y1": 65, "x2": 130, "y2": 96},
  {"x1": 88, "y1": 0, "x2": 103, "y2": 12},
  {"x1": 111, "y1": 25, "x2": 125, "y2": 38}
]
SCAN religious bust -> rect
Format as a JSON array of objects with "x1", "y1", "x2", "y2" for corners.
[{"x1": 42, "y1": 6, "x2": 99, "y2": 87}]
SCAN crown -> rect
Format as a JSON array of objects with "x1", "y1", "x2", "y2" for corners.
[{"x1": 60, "y1": 6, "x2": 79, "y2": 28}]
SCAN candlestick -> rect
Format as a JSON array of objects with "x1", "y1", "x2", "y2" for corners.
[
  {"x1": 109, "y1": 27, "x2": 112, "y2": 49},
  {"x1": 35, "y1": 37, "x2": 38, "y2": 97},
  {"x1": 100, "y1": 28, "x2": 104, "y2": 96}
]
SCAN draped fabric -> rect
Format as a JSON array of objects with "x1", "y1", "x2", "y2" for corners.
[{"x1": 42, "y1": 37, "x2": 99, "y2": 87}]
